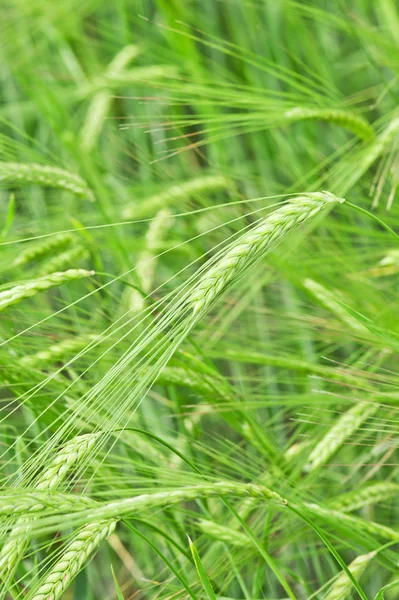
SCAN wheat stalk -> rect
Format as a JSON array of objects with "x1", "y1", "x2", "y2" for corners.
[
  {"x1": 0, "y1": 269, "x2": 94, "y2": 312},
  {"x1": 24, "y1": 481, "x2": 287, "y2": 537},
  {"x1": 324, "y1": 551, "x2": 376, "y2": 600},
  {"x1": 0, "y1": 162, "x2": 92, "y2": 198},
  {"x1": 190, "y1": 192, "x2": 344, "y2": 316},
  {"x1": 29, "y1": 519, "x2": 117, "y2": 600}
]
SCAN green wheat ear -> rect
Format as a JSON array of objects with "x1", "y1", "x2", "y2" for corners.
[
  {"x1": 324, "y1": 551, "x2": 376, "y2": 600},
  {"x1": 0, "y1": 269, "x2": 94, "y2": 312},
  {"x1": 29, "y1": 520, "x2": 118, "y2": 600},
  {"x1": 190, "y1": 191, "x2": 344, "y2": 316},
  {"x1": 0, "y1": 434, "x2": 100, "y2": 590},
  {"x1": 0, "y1": 162, "x2": 93, "y2": 198}
]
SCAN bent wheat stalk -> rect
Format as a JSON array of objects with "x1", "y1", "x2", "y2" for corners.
[
  {"x1": 0, "y1": 269, "x2": 94, "y2": 312},
  {"x1": 24, "y1": 481, "x2": 286, "y2": 536}
]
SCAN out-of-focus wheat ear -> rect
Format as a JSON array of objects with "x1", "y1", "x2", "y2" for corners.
[
  {"x1": 0, "y1": 162, "x2": 93, "y2": 198},
  {"x1": 21, "y1": 334, "x2": 100, "y2": 369},
  {"x1": 304, "y1": 401, "x2": 378, "y2": 472},
  {"x1": 324, "y1": 551, "x2": 376, "y2": 600},
  {"x1": 12, "y1": 234, "x2": 74, "y2": 268},
  {"x1": 122, "y1": 174, "x2": 230, "y2": 219},
  {"x1": 283, "y1": 107, "x2": 375, "y2": 141}
]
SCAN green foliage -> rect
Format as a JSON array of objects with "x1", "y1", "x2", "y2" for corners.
[{"x1": 1, "y1": 1, "x2": 399, "y2": 599}]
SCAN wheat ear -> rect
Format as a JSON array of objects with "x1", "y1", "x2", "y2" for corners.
[
  {"x1": 0, "y1": 492, "x2": 93, "y2": 516},
  {"x1": 197, "y1": 519, "x2": 250, "y2": 547},
  {"x1": 329, "y1": 482, "x2": 399, "y2": 513},
  {"x1": 39, "y1": 246, "x2": 90, "y2": 275},
  {"x1": 29, "y1": 520, "x2": 117, "y2": 600},
  {"x1": 283, "y1": 107, "x2": 375, "y2": 140},
  {"x1": 304, "y1": 401, "x2": 377, "y2": 472},
  {"x1": 27, "y1": 481, "x2": 284, "y2": 598},
  {"x1": 21, "y1": 334, "x2": 100, "y2": 368},
  {"x1": 190, "y1": 192, "x2": 344, "y2": 316},
  {"x1": 0, "y1": 269, "x2": 94, "y2": 312},
  {"x1": 0, "y1": 162, "x2": 92, "y2": 198},
  {"x1": 0, "y1": 434, "x2": 99, "y2": 588},
  {"x1": 324, "y1": 551, "x2": 376, "y2": 600},
  {"x1": 122, "y1": 174, "x2": 229, "y2": 219},
  {"x1": 13, "y1": 234, "x2": 73, "y2": 268}
]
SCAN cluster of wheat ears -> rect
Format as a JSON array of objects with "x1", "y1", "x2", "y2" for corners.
[{"x1": 1, "y1": 1, "x2": 399, "y2": 599}]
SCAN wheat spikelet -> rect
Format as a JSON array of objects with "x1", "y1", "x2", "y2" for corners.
[
  {"x1": 0, "y1": 269, "x2": 94, "y2": 312},
  {"x1": 329, "y1": 482, "x2": 399, "y2": 513},
  {"x1": 0, "y1": 434, "x2": 99, "y2": 588},
  {"x1": 283, "y1": 107, "x2": 375, "y2": 140},
  {"x1": 324, "y1": 551, "x2": 376, "y2": 600},
  {"x1": 0, "y1": 162, "x2": 92, "y2": 198},
  {"x1": 190, "y1": 192, "x2": 344, "y2": 316},
  {"x1": 21, "y1": 334, "x2": 100, "y2": 368},
  {"x1": 13, "y1": 234, "x2": 73, "y2": 268},
  {"x1": 30, "y1": 519, "x2": 117, "y2": 600},
  {"x1": 304, "y1": 402, "x2": 378, "y2": 472},
  {"x1": 38, "y1": 246, "x2": 90, "y2": 275},
  {"x1": 122, "y1": 174, "x2": 229, "y2": 219}
]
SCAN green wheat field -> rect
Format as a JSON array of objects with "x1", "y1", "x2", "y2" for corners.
[{"x1": 1, "y1": 1, "x2": 399, "y2": 598}]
